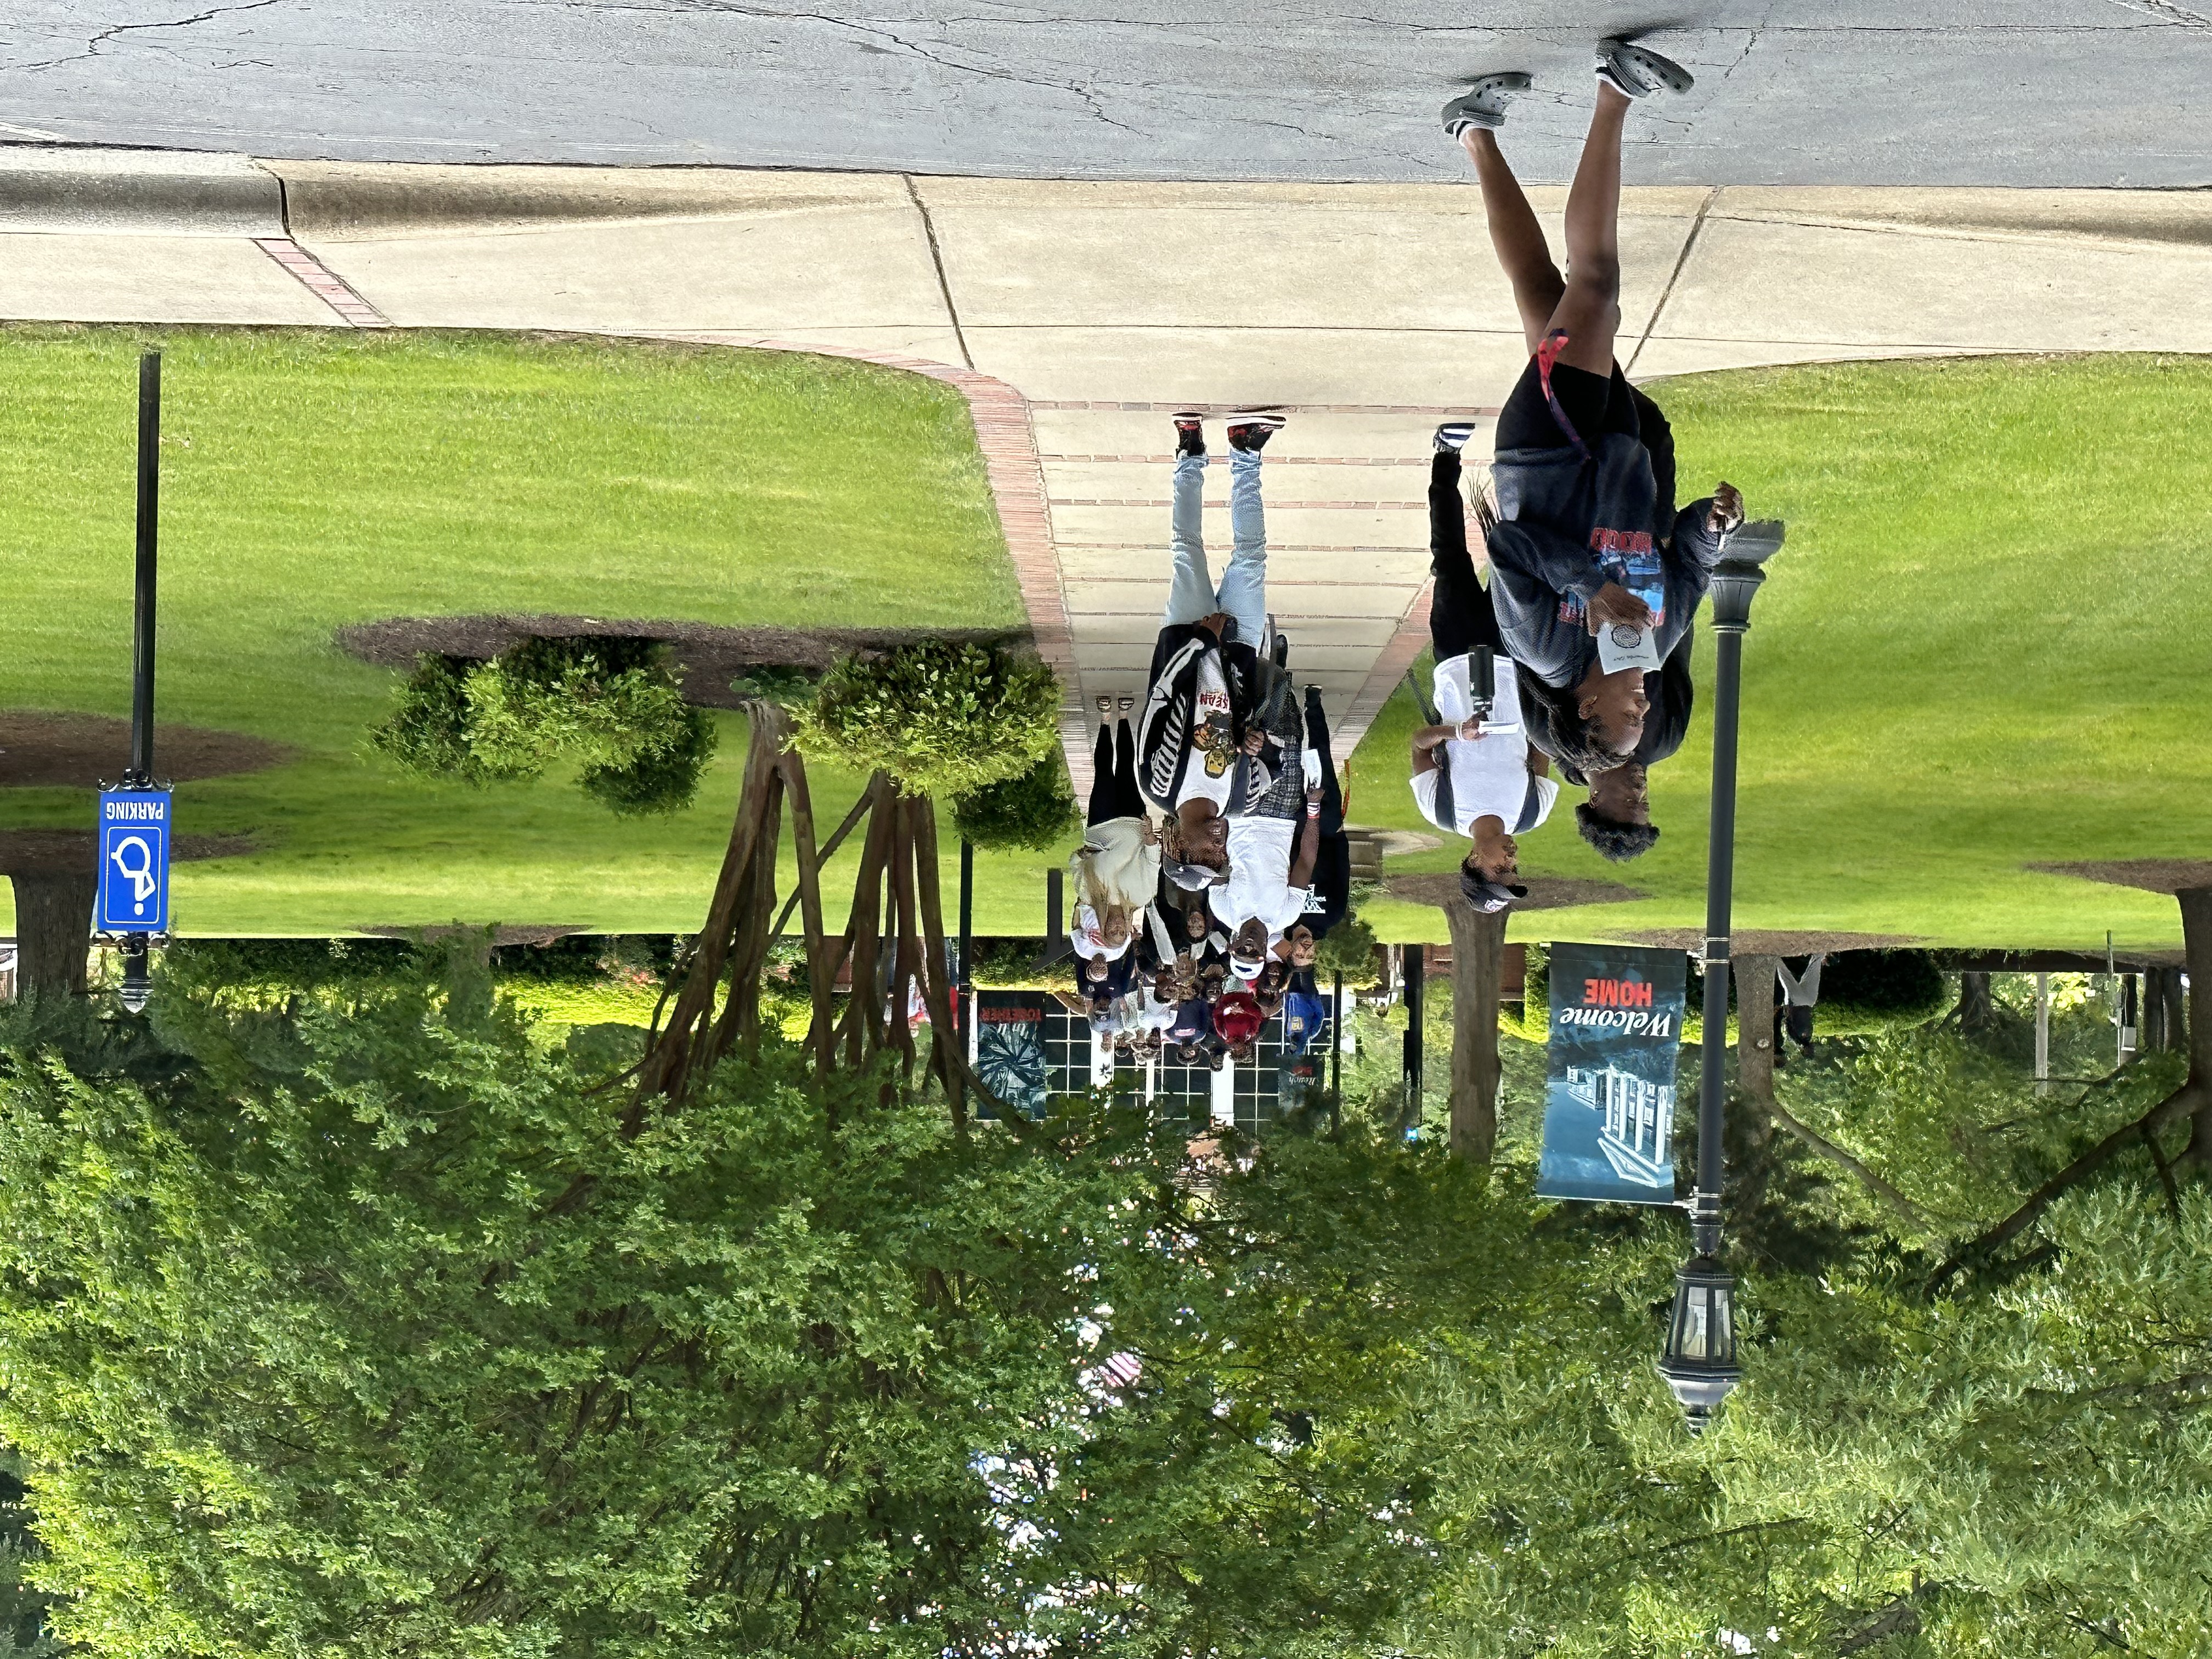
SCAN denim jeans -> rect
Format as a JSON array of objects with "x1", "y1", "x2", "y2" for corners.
[{"x1": 1162, "y1": 449, "x2": 1267, "y2": 648}]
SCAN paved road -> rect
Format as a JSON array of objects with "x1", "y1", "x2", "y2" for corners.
[{"x1": 4, "y1": 2, "x2": 2211, "y2": 185}]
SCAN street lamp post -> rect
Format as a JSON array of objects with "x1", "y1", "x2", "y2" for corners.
[{"x1": 1657, "y1": 521, "x2": 1783, "y2": 1434}]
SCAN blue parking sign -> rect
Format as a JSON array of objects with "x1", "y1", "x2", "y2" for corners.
[{"x1": 97, "y1": 790, "x2": 172, "y2": 933}]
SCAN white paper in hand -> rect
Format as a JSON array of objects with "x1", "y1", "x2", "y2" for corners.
[{"x1": 1595, "y1": 622, "x2": 1662, "y2": 674}]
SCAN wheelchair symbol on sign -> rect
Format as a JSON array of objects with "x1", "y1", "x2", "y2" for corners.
[{"x1": 110, "y1": 834, "x2": 159, "y2": 918}]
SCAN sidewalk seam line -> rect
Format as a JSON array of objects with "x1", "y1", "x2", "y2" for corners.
[
  {"x1": 1627, "y1": 186, "x2": 1718, "y2": 377},
  {"x1": 902, "y1": 174, "x2": 974, "y2": 370}
]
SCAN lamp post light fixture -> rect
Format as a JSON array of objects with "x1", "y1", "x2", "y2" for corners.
[
  {"x1": 1658, "y1": 1253, "x2": 1741, "y2": 1435},
  {"x1": 1658, "y1": 520, "x2": 1784, "y2": 1435}
]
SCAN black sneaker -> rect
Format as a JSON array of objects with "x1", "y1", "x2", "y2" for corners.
[
  {"x1": 1226, "y1": 411, "x2": 1285, "y2": 453},
  {"x1": 1173, "y1": 413, "x2": 1206, "y2": 457},
  {"x1": 1434, "y1": 421, "x2": 1477, "y2": 453}
]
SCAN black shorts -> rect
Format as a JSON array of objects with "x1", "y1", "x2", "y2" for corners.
[{"x1": 1495, "y1": 356, "x2": 1678, "y2": 520}]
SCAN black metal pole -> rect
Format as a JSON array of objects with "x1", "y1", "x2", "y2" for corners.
[
  {"x1": 1402, "y1": 944, "x2": 1424, "y2": 1125},
  {"x1": 1330, "y1": 970, "x2": 1344, "y2": 1102},
  {"x1": 128, "y1": 352, "x2": 161, "y2": 790},
  {"x1": 957, "y1": 838, "x2": 974, "y2": 1043},
  {"x1": 1691, "y1": 622, "x2": 1744, "y2": 1255}
]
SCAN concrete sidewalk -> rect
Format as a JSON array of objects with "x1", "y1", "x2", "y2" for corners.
[{"x1": 7, "y1": 153, "x2": 2212, "y2": 783}]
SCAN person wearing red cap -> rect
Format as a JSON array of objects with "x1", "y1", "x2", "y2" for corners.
[{"x1": 1212, "y1": 988, "x2": 1265, "y2": 1054}]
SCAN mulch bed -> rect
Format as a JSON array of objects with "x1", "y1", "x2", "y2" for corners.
[
  {"x1": 0, "y1": 829, "x2": 257, "y2": 876},
  {"x1": 361, "y1": 924, "x2": 584, "y2": 947},
  {"x1": 1, "y1": 710, "x2": 289, "y2": 789},
  {"x1": 335, "y1": 616, "x2": 1031, "y2": 710},
  {"x1": 1386, "y1": 873, "x2": 1646, "y2": 913},
  {"x1": 1621, "y1": 929, "x2": 1922, "y2": 955},
  {"x1": 2027, "y1": 860, "x2": 2212, "y2": 896}
]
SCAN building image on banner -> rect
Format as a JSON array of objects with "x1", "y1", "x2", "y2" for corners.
[{"x1": 1536, "y1": 942, "x2": 1688, "y2": 1205}]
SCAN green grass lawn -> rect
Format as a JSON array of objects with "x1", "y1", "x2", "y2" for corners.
[
  {"x1": 1352, "y1": 353, "x2": 2212, "y2": 952},
  {"x1": 0, "y1": 325, "x2": 1074, "y2": 936}
]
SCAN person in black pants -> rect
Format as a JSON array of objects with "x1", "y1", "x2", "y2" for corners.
[
  {"x1": 1090, "y1": 709, "x2": 1142, "y2": 823},
  {"x1": 1404, "y1": 430, "x2": 1560, "y2": 911},
  {"x1": 1282, "y1": 686, "x2": 1351, "y2": 960},
  {"x1": 1069, "y1": 700, "x2": 1161, "y2": 967}
]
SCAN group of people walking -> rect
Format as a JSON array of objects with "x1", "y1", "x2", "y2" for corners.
[{"x1": 1063, "y1": 40, "x2": 1750, "y2": 1063}]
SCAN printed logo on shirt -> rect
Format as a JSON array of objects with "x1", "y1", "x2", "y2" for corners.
[
  {"x1": 1193, "y1": 691, "x2": 1235, "y2": 777},
  {"x1": 1558, "y1": 535, "x2": 1666, "y2": 629}
]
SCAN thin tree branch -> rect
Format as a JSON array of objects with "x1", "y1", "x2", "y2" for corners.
[
  {"x1": 1767, "y1": 1098, "x2": 1932, "y2": 1232},
  {"x1": 1928, "y1": 1080, "x2": 2209, "y2": 1295}
]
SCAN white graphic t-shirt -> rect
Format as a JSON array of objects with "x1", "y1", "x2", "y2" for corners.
[{"x1": 1176, "y1": 653, "x2": 1238, "y2": 811}]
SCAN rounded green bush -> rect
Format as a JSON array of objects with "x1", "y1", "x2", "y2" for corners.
[
  {"x1": 580, "y1": 706, "x2": 719, "y2": 817},
  {"x1": 952, "y1": 755, "x2": 1079, "y2": 851},
  {"x1": 799, "y1": 640, "x2": 1060, "y2": 798},
  {"x1": 369, "y1": 637, "x2": 712, "y2": 814},
  {"x1": 1314, "y1": 912, "x2": 1381, "y2": 990}
]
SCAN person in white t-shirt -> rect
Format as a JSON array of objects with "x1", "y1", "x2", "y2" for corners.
[
  {"x1": 1408, "y1": 420, "x2": 1560, "y2": 913},
  {"x1": 1219, "y1": 778, "x2": 1324, "y2": 977}
]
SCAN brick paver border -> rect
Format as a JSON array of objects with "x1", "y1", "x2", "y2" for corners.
[{"x1": 254, "y1": 238, "x2": 391, "y2": 328}]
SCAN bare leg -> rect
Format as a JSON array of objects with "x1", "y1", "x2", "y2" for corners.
[
  {"x1": 1544, "y1": 83, "x2": 1631, "y2": 376},
  {"x1": 1460, "y1": 126, "x2": 1565, "y2": 354}
]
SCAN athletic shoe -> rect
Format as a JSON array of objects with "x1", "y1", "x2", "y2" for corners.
[
  {"x1": 1596, "y1": 38, "x2": 1695, "y2": 99},
  {"x1": 1226, "y1": 411, "x2": 1285, "y2": 453},
  {"x1": 1434, "y1": 420, "x2": 1477, "y2": 453},
  {"x1": 1096, "y1": 693, "x2": 1113, "y2": 716},
  {"x1": 1117, "y1": 694, "x2": 1135, "y2": 713},
  {"x1": 1441, "y1": 72, "x2": 1533, "y2": 136},
  {"x1": 1173, "y1": 412, "x2": 1206, "y2": 457}
]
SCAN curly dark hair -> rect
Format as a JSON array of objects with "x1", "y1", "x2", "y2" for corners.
[
  {"x1": 1575, "y1": 802, "x2": 1661, "y2": 862},
  {"x1": 1517, "y1": 665, "x2": 1632, "y2": 780}
]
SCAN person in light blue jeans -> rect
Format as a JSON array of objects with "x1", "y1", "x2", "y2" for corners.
[
  {"x1": 1163, "y1": 411, "x2": 1280, "y2": 646},
  {"x1": 1133, "y1": 411, "x2": 1289, "y2": 887}
]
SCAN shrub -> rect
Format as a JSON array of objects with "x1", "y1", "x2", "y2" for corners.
[
  {"x1": 799, "y1": 640, "x2": 1059, "y2": 797},
  {"x1": 370, "y1": 636, "x2": 714, "y2": 814},
  {"x1": 370, "y1": 656, "x2": 535, "y2": 785},
  {"x1": 727, "y1": 665, "x2": 819, "y2": 707},
  {"x1": 465, "y1": 636, "x2": 691, "y2": 776},
  {"x1": 967, "y1": 939, "x2": 1076, "y2": 994},
  {"x1": 1314, "y1": 912, "x2": 1382, "y2": 989},
  {"x1": 580, "y1": 705, "x2": 718, "y2": 817},
  {"x1": 952, "y1": 755, "x2": 1079, "y2": 851}
]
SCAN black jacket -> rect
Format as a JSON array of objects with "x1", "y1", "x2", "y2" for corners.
[
  {"x1": 1137, "y1": 623, "x2": 1278, "y2": 815},
  {"x1": 1486, "y1": 428, "x2": 1726, "y2": 691}
]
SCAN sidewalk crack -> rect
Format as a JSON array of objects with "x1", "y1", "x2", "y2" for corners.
[{"x1": 10, "y1": 0, "x2": 285, "y2": 72}]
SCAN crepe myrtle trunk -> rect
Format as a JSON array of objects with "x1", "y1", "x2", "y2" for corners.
[
  {"x1": 8, "y1": 872, "x2": 95, "y2": 1001},
  {"x1": 1735, "y1": 953, "x2": 1778, "y2": 1111},
  {"x1": 1444, "y1": 899, "x2": 1506, "y2": 1164},
  {"x1": 1955, "y1": 970, "x2": 1995, "y2": 1034},
  {"x1": 2144, "y1": 966, "x2": 2187, "y2": 1055}
]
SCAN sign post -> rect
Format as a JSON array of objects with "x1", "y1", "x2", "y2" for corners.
[{"x1": 103, "y1": 352, "x2": 167, "y2": 1012}]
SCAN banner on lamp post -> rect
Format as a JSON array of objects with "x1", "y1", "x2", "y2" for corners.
[{"x1": 1535, "y1": 941, "x2": 1687, "y2": 1205}]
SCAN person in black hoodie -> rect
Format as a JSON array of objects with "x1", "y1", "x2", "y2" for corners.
[
  {"x1": 1135, "y1": 411, "x2": 1288, "y2": 891},
  {"x1": 1441, "y1": 41, "x2": 1745, "y2": 783}
]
